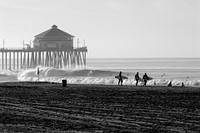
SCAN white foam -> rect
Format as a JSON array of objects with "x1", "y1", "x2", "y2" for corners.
[
  {"x1": 17, "y1": 66, "x2": 200, "y2": 87},
  {"x1": 0, "y1": 69, "x2": 18, "y2": 76}
]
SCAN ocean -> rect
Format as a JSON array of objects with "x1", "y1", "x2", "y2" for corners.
[{"x1": 0, "y1": 58, "x2": 200, "y2": 87}]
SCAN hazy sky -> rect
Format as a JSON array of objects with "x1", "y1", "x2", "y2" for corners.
[{"x1": 0, "y1": 0, "x2": 199, "y2": 58}]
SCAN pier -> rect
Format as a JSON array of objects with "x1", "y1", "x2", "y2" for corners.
[{"x1": 0, "y1": 25, "x2": 87, "y2": 70}]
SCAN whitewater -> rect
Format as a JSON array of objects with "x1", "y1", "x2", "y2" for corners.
[{"x1": 0, "y1": 58, "x2": 200, "y2": 87}]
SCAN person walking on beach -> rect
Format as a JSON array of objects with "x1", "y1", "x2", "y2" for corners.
[
  {"x1": 135, "y1": 72, "x2": 140, "y2": 86},
  {"x1": 118, "y1": 71, "x2": 123, "y2": 86},
  {"x1": 143, "y1": 73, "x2": 148, "y2": 86}
]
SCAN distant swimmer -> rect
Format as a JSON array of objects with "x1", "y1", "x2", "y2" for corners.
[
  {"x1": 143, "y1": 73, "x2": 148, "y2": 86},
  {"x1": 118, "y1": 71, "x2": 123, "y2": 86},
  {"x1": 167, "y1": 81, "x2": 172, "y2": 87},
  {"x1": 161, "y1": 73, "x2": 165, "y2": 77},
  {"x1": 88, "y1": 70, "x2": 93, "y2": 76},
  {"x1": 135, "y1": 72, "x2": 140, "y2": 86}
]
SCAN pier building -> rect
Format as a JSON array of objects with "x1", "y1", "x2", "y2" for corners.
[{"x1": 0, "y1": 25, "x2": 87, "y2": 70}]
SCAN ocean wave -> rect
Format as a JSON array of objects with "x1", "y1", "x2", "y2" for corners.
[
  {"x1": 18, "y1": 76, "x2": 200, "y2": 87},
  {"x1": 17, "y1": 66, "x2": 200, "y2": 87},
  {"x1": 0, "y1": 69, "x2": 18, "y2": 77},
  {"x1": 18, "y1": 66, "x2": 120, "y2": 78}
]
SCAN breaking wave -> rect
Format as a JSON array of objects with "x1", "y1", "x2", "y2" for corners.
[
  {"x1": 16, "y1": 66, "x2": 200, "y2": 87},
  {"x1": 0, "y1": 69, "x2": 18, "y2": 76}
]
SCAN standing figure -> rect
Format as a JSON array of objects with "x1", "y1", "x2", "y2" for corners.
[
  {"x1": 143, "y1": 73, "x2": 148, "y2": 86},
  {"x1": 118, "y1": 71, "x2": 123, "y2": 86},
  {"x1": 181, "y1": 82, "x2": 185, "y2": 87},
  {"x1": 36, "y1": 67, "x2": 40, "y2": 81},
  {"x1": 135, "y1": 72, "x2": 140, "y2": 86},
  {"x1": 168, "y1": 81, "x2": 172, "y2": 87}
]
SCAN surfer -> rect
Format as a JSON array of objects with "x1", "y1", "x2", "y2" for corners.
[
  {"x1": 118, "y1": 71, "x2": 123, "y2": 86},
  {"x1": 161, "y1": 73, "x2": 165, "y2": 77},
  {"x1": 142, "y1": 73, "x2": 148, "y2": 86},
  {"x1": 135, "y1": 72, "x2": 140, "y2": 86},
  {"x1": 168, "y1": 81, "x2": 172, "y2": 87},
  {"x1": 36, "y1": 67, "x2": 40, "y2": 81}
]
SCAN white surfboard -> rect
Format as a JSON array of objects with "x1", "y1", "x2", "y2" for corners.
[
  {"x1": 147, "y1": 76, "x2": 153, "y2": 80},
  {"x1": 137, "y1": 76, "x2": 153, "y2": 82},
  {"x1": 115, "y1": 75, "x2": 128, "y2": 79}
]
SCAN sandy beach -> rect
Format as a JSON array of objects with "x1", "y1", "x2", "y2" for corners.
[{"x1": 0, "y1": 82, "x2": 200, "y2": 132}]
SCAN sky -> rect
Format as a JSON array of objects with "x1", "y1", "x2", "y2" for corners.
[{"x1": 0, "y1": 0, "x2": 199, "y2": 58}]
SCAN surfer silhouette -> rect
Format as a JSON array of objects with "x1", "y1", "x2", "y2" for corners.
[
  {"x1": 135, "y1": 72, "x2": 140, "y2": 86},
  {"x1": 118, "y1": 71, "x2": 123, "y2": 86},
  {"x1": 36, "y1": 67, "x2": 40, "y2": 81},
  {"x1": 143, "y1": 73, "x2": 148, "y2": 86},
  {"x1": 181, "y1": 82, "x2": 185, "y2": 87},
  {"x1": 168, "y1": 81, "x2": 172, "y2": 87}
]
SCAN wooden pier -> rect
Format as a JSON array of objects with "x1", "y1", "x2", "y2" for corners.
[
  {"x1": 0, "y1": 25, "x2": 88, "y2": 70},
  {"x1": 0, "y1": 47, "x2": 87, "y2": 70}
]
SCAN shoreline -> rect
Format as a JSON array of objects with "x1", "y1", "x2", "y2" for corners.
[{"x1": 0, "y1": 81, "x2": 200, "y2": 89}]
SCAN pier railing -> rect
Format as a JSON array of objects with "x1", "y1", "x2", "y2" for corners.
[{"x1": 0, "y1": 46, "x2": 87, "y2": 52}]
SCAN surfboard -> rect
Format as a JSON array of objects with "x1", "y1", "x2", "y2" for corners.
[
  {"x1": 137, "y1": 76, "x2": 153, "y2": 82},
  {"x1": 147, "y1": 76, "x2": 153, "y2": 80},
  {"x1": 115, "y1": 75, "x2": 128, "y2": 79},
  {"x1": 138, "y1": 77, "x2": 143, "y2": 82}
]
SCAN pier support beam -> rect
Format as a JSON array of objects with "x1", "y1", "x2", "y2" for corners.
[
  {"x1": 20, "y1": 52, "x2": 22, "y2": 69},
  {"x1": 23, "y1": 52, "x2": 26, "y2": 69},
  {"x1": 9, "y1": 52, "x2": 11, "y2": 70},
  {"x1": 17, "y1": 52, "x2": 19, "y2": 69},
  {"x1": 5, "y1": 52, "x2": 7, "y2": 69},
  {"x1": 2, "y1": 52, "x2": 4, "y2": 69}
]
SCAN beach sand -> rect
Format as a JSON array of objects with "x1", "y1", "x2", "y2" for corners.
[{"x1": 0, "y1": 82, "x2": 200, "y2": 132}]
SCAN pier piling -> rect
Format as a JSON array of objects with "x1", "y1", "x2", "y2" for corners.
[{"x1": 0, "y1": 48, "x2": 87, "y2": 70}]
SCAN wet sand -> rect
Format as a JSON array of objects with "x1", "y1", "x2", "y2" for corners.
[{"x1": 0, "y1": 82, "x2": 200, "y2": 132}]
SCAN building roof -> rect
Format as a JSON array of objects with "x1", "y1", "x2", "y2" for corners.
[{"x1": 35, "y1": 25, "x2": 74, "y2": 38}]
